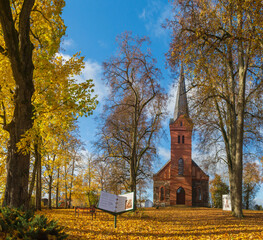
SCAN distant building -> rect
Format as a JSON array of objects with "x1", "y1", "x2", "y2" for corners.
[
  {"x1": 153, "y1": 66, "x2": 209, "y2": 207},
  {"x1": 141, "y1": 199, "x2": 153, "y2": 208}
]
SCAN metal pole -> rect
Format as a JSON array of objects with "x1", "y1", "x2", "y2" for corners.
[{"x1": 114, "y1": 215, "x2": 117, "y2": 228}]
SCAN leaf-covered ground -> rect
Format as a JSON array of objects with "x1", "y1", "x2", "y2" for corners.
[{"x1": 42, "y1": 207, "x2": 263, "y2": 239}]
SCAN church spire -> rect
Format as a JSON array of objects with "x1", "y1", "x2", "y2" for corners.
[{"x1": 173, "y1": 64, "x2": 189, "y2": 121}]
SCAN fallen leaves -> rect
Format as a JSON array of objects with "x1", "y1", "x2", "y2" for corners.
[{"x1": 42, "y1": 207, "x2": 263, "y2": 239}]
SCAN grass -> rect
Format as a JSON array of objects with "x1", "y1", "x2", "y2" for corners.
[{"x1": 39, "y1": 207, "x2": 263, "y2": 239}]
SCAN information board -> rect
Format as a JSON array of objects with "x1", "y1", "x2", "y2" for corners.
[
  {"x1": 98, "y1": 191, "x2": 134, "y2": 213},
  {"x1": 222, "y1": 194, "x2": 231, "y2": 211}
]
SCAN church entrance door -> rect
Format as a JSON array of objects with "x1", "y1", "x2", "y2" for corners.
[{"x1": 176, "y1": 187, "x2": 185, "y2": 204}]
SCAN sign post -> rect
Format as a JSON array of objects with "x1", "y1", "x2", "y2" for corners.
[
  {"x1": 114, "y1": 215, "x2": 117, "y2": 228},
  {"x1": 97, "y1": 191, "x2": 134, "y2": 228}
]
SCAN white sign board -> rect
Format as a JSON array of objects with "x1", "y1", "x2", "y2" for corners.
[
  {"x1": 98, "y1": 191, "x2": 134, "y2": 213},
  {"x1": 222, "y1": 194, "x2": 231, "y2": 211}
]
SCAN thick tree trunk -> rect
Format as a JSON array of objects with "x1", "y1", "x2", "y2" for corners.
[
  {"x1": 4, "y1": 135, "x2": 31, "y2": 209},
  {"x1": 232, "y1": 158, "x2": 243, "y2": 217},
  {"x1": 229, "y1": 164, "x2": 243, "y2": 217},
  {"x1": 228, "y1": 136, "x2": 243, "y2": 218},
  {"x1": 0, "y1": 0, "x2": 35, "y2": 209}
]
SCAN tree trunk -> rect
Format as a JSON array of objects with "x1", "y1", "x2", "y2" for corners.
[
  {"x1": 35, "y1": 144, "x2": 42, "y2": 211},
  {"x1": 246, "y1": 188, "x2": 249, "y2": 210},
  {"x1": 0, "y1": 0, "x2": 35, "y2": 210},
  {"x1": 48, "y1": 175, "x2": 52, "y2": 209},
  {"x1": 130, "y1": 163, "x2": 137, "y2": 211},
  {"x1": 68, "y1": 158, "x2": 75, "y2": 208},
  {"x1": 28, "y1": 146, "x2": 39, "y2": 205},
  {"x1": 64, "y1": 165, "x2": 67, "y2": 208},
  {"x1": 56, "y1": 167, "x2": 60, "y2": 208}
]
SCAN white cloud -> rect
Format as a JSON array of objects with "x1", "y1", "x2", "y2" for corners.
[
  {"x1": 166, "y1": 81, "x2": 177, "y2": 118},
  {"x1": 56, "y1": 52, "x2": 71, "y2": 61},
  {"x1": 139, "y1": 8, "x2": 146, "y2": 20},
  {"x1": 158, "y1": 146, "x2": 170, "y2": 161},
  {"x1": 98, "y1": 40, "x2": 108, "y2": 48},
  {"x1": 61, "y1": 38, "x2": 74, "y2": 50},
  {"x1": 57, "y1": 53, "x2": 109, "y2": 103},
  {"x1": 140, "y1": 1, "x2": 173, "y2": 38},
  {"x1": 78, "y1": 60, "x2": 109, "y2": 102}
]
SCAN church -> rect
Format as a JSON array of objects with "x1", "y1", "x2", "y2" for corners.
[{"x1": 153, "y1": 66, "x2": 209, "y2": 207}]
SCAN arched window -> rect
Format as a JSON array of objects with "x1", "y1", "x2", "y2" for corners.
[
  {"x1": 197, "y1": 187, "x2": 202, "y2": 201},
  {"x1": 182, "y1": 135, "x2": 185, "y2": 144},
  {"x1": 178, "y1": 135, "x2": 180, "y2": 143},
  {"x1": 178, "y1": 158, "x2": 184, "y2": 175},
  {"x1": 160, "y1": 187, "x2": 165, "y2": 201},
  {"x1": 180, "y1": 121, "x2": 183, "y2": 126}
]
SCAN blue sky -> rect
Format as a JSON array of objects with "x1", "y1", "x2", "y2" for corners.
[
  {"x1": 61, "y1": 0, "x2": 263, "y2": 205},
  {"x1": 61, "y1": 0, "x2": 175, "y2": 164}
]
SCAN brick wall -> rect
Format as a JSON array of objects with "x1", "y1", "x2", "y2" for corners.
[{"x1": 153, "y1": 115, "x2": 209, "y2": 207}]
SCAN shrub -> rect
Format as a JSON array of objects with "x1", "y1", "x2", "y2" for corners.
[
  {"x1": 0, "y1": 207, "x2": 67, "y2": 240},
  {"x1": 255, "y1": 204, "x2": 263, "y2": 211}
]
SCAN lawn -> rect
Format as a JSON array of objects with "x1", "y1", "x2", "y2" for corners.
[{"x1": 41, "y1": 207, "x2": 263, "y2": 239}]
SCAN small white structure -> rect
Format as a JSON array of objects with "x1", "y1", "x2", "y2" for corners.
[
  {"x1": 141, "y1": 199, "x2": 153, "y2": 208},
  {"x1": 222, "y1": 194, "x2": 231, "y2": 211}
]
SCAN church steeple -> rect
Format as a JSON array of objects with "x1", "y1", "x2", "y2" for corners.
[{"x1": 173, "y1": 64, "x2": 189, "y2": 122}]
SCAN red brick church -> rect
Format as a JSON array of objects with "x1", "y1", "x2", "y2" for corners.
[{"x1": 153, "y1": 66, "x2": 209, "y2": 207}]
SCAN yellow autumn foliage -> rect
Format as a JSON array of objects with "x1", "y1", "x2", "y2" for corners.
[{"x1": 41, "y1": 207, "x2": 263, "y2": 239}]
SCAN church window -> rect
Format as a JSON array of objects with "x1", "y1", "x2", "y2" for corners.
[
  {"x1": 197, "y1": 187, "x2": 202, "y2": 201},
  {"x1": 178, "y1": 158, "x2": 184, "y2": 175},
  {"x1": 160, "y1": 187, "x2": 165, "y2": 201},
  {"x1": 182, "y1": 135, "x2": 185, "y2": 143},
  {"x1": 180, "y1": 121, "x2": 183, "y2": 126},
  {"x1": 178, "y1": 136, "x2": 180, "y2": 143}
]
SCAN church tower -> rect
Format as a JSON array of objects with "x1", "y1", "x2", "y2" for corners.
[
  {"x1": 169, "y1": 65, "x2": 193, "y2": 206},
  {"x1": 153, "y1": 65, "x2": 209, "y2": 207}
]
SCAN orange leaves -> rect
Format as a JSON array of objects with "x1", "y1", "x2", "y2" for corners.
[
  {"x1": 243, "y1": 162, "x2": 262, "y2": 185},
  {"x1": 42, "y1": 207, "x2": 263, "y2": 239}
]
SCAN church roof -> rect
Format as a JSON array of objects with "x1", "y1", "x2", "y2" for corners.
[
  {"x1": 173, "y1": 65, "x2": 189, "y2": 122},
  {"x1": 192, "y1": 160, "x2": 209, "y2": 177},
  {"x1": 153, "y1": 160, "x2": 171, "y2": 177}
]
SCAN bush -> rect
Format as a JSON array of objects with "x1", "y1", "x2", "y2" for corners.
[
  {"x1": 0, "y1": 207, "x2": 67, "y2": 240},
  {"x1": 255, "y1": 204, "x2": 263, "y2": 211}
]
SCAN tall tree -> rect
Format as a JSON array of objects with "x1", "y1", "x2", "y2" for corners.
[
  {"x1": 0, "y1": 0, "x2": 36, "y2": 209},
  {"x1": 93, "y1": 156, "x2": 111, "y2": 192},
  {"x1": 243, "y1": 162, "x2": 262, "y2": 209},
  {"x1": 167, "y1": 0, "x2": 263, "y2": 218},
  {"x1": 0, "y1": 0, "x2": 68, "y2": 209},
  {"x1": 210, "y1": 174, "x2": 230, "y2": 208},
  {"x1": 96, "y1": 32, "x2": 167, "y2": 207},
  {"x1": 0, "y1": 0, "x2": 98, "y2": 208}
]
